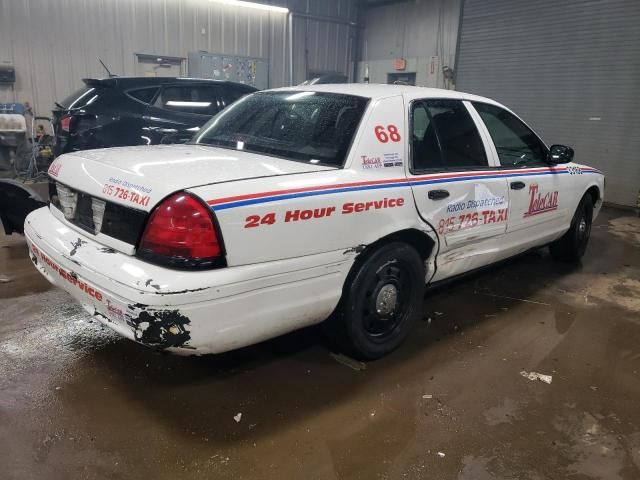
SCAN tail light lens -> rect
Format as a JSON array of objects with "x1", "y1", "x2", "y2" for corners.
[
  {"x1": 137, "y1": 192, "x2": 224, "y2": 270},
  {"x1": 59, "y1": 115, "x2": 74, "y2": 132}
]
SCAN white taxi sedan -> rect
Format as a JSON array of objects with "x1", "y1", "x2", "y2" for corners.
[{"x1": 25, "y1": 84, "x2": 604, "y2": 359}]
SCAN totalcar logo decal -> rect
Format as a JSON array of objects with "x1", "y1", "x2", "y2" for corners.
[
  {"x1": 208, "y1": 166, "x2": 602, "y2": 211},
  {"x1": 361, "y1": 155, "x2": 383, "y2": 169},
  {"x1": 524, "y1": 184, "x2": 559, "y2": 217}
]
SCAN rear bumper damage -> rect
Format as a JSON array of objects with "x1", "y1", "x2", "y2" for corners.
[
  {"x1": 27, "y1": 239, "x2": 198, "y2": 352},
  {"x1": 24, "y1": 206, "x2": 352, "y2": 354}
]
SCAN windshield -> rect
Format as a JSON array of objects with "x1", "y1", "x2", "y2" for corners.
[{"x1": 193, "y1": 91, "x2": 368, "y2": 167}]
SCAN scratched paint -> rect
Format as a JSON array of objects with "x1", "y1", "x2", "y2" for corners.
[
  {"x1": 69, "y1": 238, "x2": 87, "y2": 256},
  {"x1": 125, "y1": 306, "x2": 192, "y2": 348}
]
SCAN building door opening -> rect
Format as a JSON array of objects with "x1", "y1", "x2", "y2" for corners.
[{"x1": 387, "y1": 72, "x2": 416, "y2": 85}]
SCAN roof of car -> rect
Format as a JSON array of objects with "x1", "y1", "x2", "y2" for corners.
[
  {"x1": 267, "y1": 83, "x2": 503, "y2": 106},
  {"x1": 82, "y1": 76, "x2": 258, "y2": 91}
]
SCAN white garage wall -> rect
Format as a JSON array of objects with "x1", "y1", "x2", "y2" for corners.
[
  {"x1": 356, "y1": 0, "x2": 462, "y2": 88},
  {"x1": 0, "y1": 0, "x2": 357, "y2": 117}
]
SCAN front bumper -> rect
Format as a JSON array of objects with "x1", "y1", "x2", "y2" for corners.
[{"x1": 25, "y1": 206, "x2": 352, "y2": 354}]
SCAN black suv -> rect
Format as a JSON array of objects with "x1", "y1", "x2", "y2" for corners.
[{"x1": 53, "y1": 77, "x2": 257, "y2": 155}]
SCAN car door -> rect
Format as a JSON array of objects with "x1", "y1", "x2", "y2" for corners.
[
  {"x1": 409, "y1": 99, "x2": 510, "y2": 280},
  {"x1": 471, "y1": 102, "x2": 572, "y2": 249},
  {"x1": 143, "y1": 84, "x2": 227, "y2": 144}
]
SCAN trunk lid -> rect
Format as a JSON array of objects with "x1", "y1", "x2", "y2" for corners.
[
  {"x1": 52, "y1": 144, "x2": 335, "y2": 212},
  {"x1": 48, "y1": 144, "x2": 335, "y2": 251}
]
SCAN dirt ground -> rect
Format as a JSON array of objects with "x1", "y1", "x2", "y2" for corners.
[{"x1": 1, "y1": 207, "x2": 639, "y2": 480}]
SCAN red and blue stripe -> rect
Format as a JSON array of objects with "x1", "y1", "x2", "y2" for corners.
[{"x1": 208, "y1": 166, "x2": 602, "y2": 211}]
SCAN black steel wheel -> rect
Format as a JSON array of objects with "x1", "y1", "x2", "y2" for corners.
[
  {"x1": 361, "y1": 260, "x2": 411, "y2": 340},
  {"x1": 327, "y1": 242, "x2": 425, "y2": 360},
  {"x1": 550, "y1": 194, "x2": 593, "y2": 262}
]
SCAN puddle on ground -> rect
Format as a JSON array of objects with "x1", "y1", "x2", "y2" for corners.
[
  {"x1": 550, "y1": 271, "x2": 640, "y2": 314},
  {"x1": 0, "y1": 289, "x2": 119, "y2": 406},
  {"x1": 607, "y1": 216, "x2": 640, "y2": 245},
  {"x1": 483, "y1": 397, "x2": 522, "y2": 426},
  {"x1": 554, "y1": 411, "x2": 631, "y2": 480}
]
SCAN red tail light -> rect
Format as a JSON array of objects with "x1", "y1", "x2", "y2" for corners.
[
  {"x1": 59, "y1": 114, "x2": 97, "y2": 135},
  {"x1": 59, "y1": 115, "x2": 74, "y2": 132},
  {"x1": 138, "y1": 192, "x2": 224, "y2": 269}
]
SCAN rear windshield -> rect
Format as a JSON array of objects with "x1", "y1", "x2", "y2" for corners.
[
  {"x1": 193, "y1": 91, "x2": 368, "y2": 167},
  {"x1": 59, "y1": 86, "x2": 106, "y2": 109}
]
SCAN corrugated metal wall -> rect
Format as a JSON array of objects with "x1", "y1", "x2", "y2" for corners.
[
  {"x1": 456, "y1": 0, "x2": 640, "y2": 207},
  {"x1": 362, "y1": 0, "x2": 459, "y2": 64},
  {"x1": 289, "y1": 0, "x2": 356, "y2": 82},
  {"x1": 357, "y1": 0, "x2": 461, "y2": 87},
  {"x1": 0, "y1": 0, "x2": 357, "y2": 117}
]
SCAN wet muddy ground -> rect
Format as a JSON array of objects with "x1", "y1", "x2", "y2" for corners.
[{"x1": 1, "y1": 207, "x2": 639, "y2": 479}]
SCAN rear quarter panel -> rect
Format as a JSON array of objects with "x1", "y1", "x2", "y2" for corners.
[{"x1": 189, "y1": 95, "x2": 434, "y2": 267}]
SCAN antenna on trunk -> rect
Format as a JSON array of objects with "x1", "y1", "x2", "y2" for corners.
[{"x1": 98, "y1": 59, "x2": 117, "y2": 78}]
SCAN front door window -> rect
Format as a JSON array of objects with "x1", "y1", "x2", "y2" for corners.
[{"x1": 473, "y1": 102, "x2": 548, "y2": 167}]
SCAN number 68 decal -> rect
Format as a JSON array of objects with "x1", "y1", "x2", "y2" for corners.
[{"x1": 374, "y1": 125, "x2": 401, "y2": 143}]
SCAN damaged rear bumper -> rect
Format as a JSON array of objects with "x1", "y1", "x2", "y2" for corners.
[
  {"x1": 26, "y1": 237, "x2": 205, "y2": 353},
  {"x1": 24, "y1": 206, "x2": 352, "y2": 354}
]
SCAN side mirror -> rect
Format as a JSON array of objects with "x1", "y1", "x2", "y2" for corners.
[{"x1": 549, "y1": 144, "x2": 574, "y2": 164}]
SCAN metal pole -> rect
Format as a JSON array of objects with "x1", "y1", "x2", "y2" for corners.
[{"x1": 288, "y1": 12, "x2": 294, "y2": 86}]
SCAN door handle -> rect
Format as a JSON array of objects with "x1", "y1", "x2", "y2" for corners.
[
  {"x1": 510, "y1": 181, "x2": 526, "y2": 190},
  {"x1": 428, "y1": 189, "x2": 450, "y2": 200}
]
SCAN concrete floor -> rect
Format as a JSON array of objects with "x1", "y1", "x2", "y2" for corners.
[{"x1": 1, "y1": 207, "x2": 639, "y2": 480}]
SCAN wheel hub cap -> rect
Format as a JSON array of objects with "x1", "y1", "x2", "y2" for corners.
[
  {"x1": 578, "y1": 218, "x2": 587, "y2": 235},
  {"x1": 376, "y1": 284, "x2": 398, "y2": 316}
]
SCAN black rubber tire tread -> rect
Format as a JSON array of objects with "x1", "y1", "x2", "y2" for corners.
[
  {"x1": 549, "y1": 194, "x2": 593, "y2": 262},
  {"x1": 324, "y1": 242, "x2": 425, "y2": 361}
]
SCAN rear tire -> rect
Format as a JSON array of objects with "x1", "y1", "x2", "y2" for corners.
[
  {"x1": 326, "y1": 242, "x2": 425, "y2": 360},
  {"x1": 549, "y1": 194, "x2": 593, "y2": 262}
]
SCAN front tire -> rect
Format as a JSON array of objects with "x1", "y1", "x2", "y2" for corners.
[
  {"x1": 327, "y1": 242, "x2": 425, "y2": 360},
  {"x1": 549, "y1": 194, "x2": 593, "y2": 262}
]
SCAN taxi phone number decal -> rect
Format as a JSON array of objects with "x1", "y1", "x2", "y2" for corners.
[
  {"x1": 244, "y1": 197, "x2": 405, "y2": 228},
  {"x1": 102, "y1": 183, "x2": 151, "y2": 207},
  {"x1": 438, "y1": 208, "x2": 508, "y2": 234}
]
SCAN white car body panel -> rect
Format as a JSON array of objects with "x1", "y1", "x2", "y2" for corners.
[
  {"x1": 26, "y1": 84, "x2": 605, "y2": 354},
  {"x1": 25, "y1": 207, "x2": 352, "y2": 353},
  {"x1": 49, "y1": 144, "x2": 334, "y2": 214}
]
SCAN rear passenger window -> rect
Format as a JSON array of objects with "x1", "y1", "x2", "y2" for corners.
[
  {"x1": 155, "y1": 85, "x2": 224, "y2": 116},
  {"x1": 127, "y1": 87, "x2": 159, "y2": 105},
  {"x1": 411, "y1": 99, "x2": 487, "y2": 171}
]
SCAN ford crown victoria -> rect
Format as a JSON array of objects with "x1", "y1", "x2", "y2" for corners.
[{"x1": 25, "y1": 85, "x2": 604, "y2": 359}]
